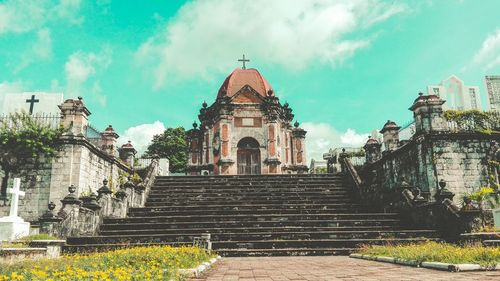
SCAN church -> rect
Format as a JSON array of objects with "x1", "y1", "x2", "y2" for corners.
[{"x1": 187, "y1": 57, "x2": 308, "y2": 175}]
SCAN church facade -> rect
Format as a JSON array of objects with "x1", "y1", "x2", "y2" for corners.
[{"x1": 187, "y1": 65, "x2": 308, "y2": 175}]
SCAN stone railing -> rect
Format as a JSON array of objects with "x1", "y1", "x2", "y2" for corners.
[
  {"x1": 38, "y1": 159, "x2": 161, "y2": 238},
  {"x1": 341, "y1": 152, "x2": 482, "y2": 238},
  {"x1": 341, "y1": 157, "x2": 362, "y2": 199}
]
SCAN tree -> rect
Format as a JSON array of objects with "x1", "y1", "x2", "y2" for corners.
[
  {"x1": 0, "y1": 112, "x2": 67, "y2": 196},
  {"x1": 143, "y1": 127, "x2": 188, "y2": 173}
]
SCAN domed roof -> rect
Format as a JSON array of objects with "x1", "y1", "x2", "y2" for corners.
[{"x1": 217, "y1": 68, "x2": 273, "y2": 99}]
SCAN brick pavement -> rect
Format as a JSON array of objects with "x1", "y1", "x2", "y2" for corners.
[{"x1": 189, "y1": 256, "x2": 500, "y2": 281}]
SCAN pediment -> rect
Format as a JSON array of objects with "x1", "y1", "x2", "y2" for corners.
[{"x1": 231, "y1": 85, "x2": 265, "y2": 104}]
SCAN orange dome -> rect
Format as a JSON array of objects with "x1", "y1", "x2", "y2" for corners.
[{"x1": 217, "y1": 68, "x2": 273, "y2": 99}]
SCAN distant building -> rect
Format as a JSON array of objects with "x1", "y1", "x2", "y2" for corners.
[
  {"x1": 427, "y1": 75, "x2": 481, "y2": 110},
  {"x1": 485, "y1": 75, "x2": 500, "y2": 112},
  {"x1": 0, "y1": 92, "x2": 63, "y2": 115},
  {"x1": 309, "y1": 159, "x2": 327, "y2": 174}
]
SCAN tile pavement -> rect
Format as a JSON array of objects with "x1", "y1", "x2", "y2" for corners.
[{"x1": 189, "y1": 256, "x2": 500, "y2": 281}]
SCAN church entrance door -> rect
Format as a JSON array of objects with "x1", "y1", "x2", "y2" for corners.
[{"x1": 237, "y1": 137, "x2": 261, "y2": 175}]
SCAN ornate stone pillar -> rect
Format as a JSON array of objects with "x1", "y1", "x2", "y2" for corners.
[
  {"x1": 409, "y1": 92, "x2": 448, "y2": 134},
  {"x1": 59, "y1": 96, "x2": 91, "y2": 136},
  {"x1": 364, "y1": 137, "x2": 382, "y2": 164},
  {"x1": 187, "y1": 122, "x2": 201, "y2": 175},
  {"x1": 380, "y1": 120, "x2": 400, "y2": 152},
  {"x1": 101, "y1": 125, "x2": 119, "y2": 156},
  {"x1": 266, "y1": 123, "x2": 281, "y2": 173},
  {"x1": 291, "y1": 121, "x2": 308, "y2": 173},
  {"x1": 119, "y1": 141, "x2": 137, "y2": 168}
]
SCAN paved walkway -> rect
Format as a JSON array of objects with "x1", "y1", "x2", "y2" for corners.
[{"x1": 189, "y1": 257, "x2": 500, "y2": 281}]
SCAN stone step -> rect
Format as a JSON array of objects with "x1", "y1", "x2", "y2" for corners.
[
  {"x1": 151, "y1": 183, "x2": 347, "y2": 188},
  {"x1": 145, "y1": 198, "x2": 354, "y2": 206},
  {"x1": 67, "y1": 230, "x2": 439, "y2": 245},
  {"x1": 148, "y1": 188, "x2": 351, "y2": 195},
  {"x1": 215, "y1": 247, "x2": 355, "y2": 257},
  {"x1": 105, "y1": 213, "x2": 400, "y2": 224},
  {"x1": 129, "y1": 203, "x2": 363, "y2": 212},
  {"x1": 211, "y1": 238, "x2": 437, "y2": 250},
  {"x1": 100, "y1": 219, "x2": 402, "y2": 231},
  {"x1": 98, "y1": 225, "x2": 409, "y2": 236},
  {"x1": 148, "y1": 193, "x2": 351, "y2": 202},
  {"x1": 128, "y1": 208, "x2": 364, "y2": 216}
]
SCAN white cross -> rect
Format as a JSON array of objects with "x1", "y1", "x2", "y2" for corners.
[{"x1": 7, "y1": 178, "x2": 25, "y2": 218}]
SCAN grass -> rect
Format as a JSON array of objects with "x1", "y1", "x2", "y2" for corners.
[
  {"x1": 17, "y1": 234, "x2": 60, "y2": 241},
  {"x1": 357, "y1": 241, "x2": 500, "y2": 266},
  {"x1": 0, "y1": 243, "x2": 28, "y2": 249},
  {"x1": 0, "y1": 245, "x2": 216, "y2": 281}
]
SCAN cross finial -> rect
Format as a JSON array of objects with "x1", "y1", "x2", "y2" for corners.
[{"x1": 238, "y1": 54, "x2": 250, "y2": 69}]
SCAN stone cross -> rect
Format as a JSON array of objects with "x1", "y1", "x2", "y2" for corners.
[
  {"x1": 25, "y1": 94, "x2": 39, "y2": 114},
  {"x1": 7, "y1": 178, "x2": 24, "y2": 218},
  {"x1": 238, "y1": 54, "x2": 250, "y2": 70}
]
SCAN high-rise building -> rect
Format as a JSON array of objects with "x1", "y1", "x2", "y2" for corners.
[
  {"x1": 427, "y1": 75, "x2": 481, "y2": 111},
  {"x1": 485, "y1": 75, "x2": 500, "y2": 112}
]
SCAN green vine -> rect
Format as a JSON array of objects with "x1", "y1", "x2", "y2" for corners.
[{"x1": 444, "y1": 110, "x2": 499, "y2": 133}]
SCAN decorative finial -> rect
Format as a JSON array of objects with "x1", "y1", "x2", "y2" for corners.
[
  {"x1": 439, "y1": 179, "x2": 446, "y2": 189},
  {"x1": 238, "y1": 54, "x2": 250, "y2": 69},
  {"x1": 202, "y1": 101, "x2": 207, "y2": 108},
  {"x1": 294, "y1": 121, "x2": 300, "y2": 128},
  {"x1": 193, "y1": 121, "x2": 198, "y2": 129},
  {"x1": 283, "y1": 102, "x2": 289, "y2": 108},
  {"x1": 77, "y1": 96, "x2": 83, "y2": 101},
  {"x1": 418, "y1": 92, "x2": 424, "y2": 96},
  {"x1": 267, "y1": 90, "x2": 273, "y2": 97}
]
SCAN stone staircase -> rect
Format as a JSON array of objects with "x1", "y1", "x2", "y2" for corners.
[{"x1": 65, "y1": 174, "x2": 439, "y2": 256}]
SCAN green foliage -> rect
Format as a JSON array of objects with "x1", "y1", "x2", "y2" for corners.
[
  {"x1": 314, "y1": 167, "x2": 328, "y2": 174},
  {"x1": 444, "y1": 109, "x2": 500, "y2": 132},
  {"x1": 0, "y1": 112, "x2": 67, "y2": 195},
  {"x1": 143, "y1": 127, "x2": 188, "y2": 173},
  {"x1": 358, "y1": 241, "x2": 500, "y2": 266}
]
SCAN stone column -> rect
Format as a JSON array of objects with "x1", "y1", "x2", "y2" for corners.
[
  {"x1": 266, "y1": 123, "x2": 281, "y2": 173},
  {"x1": 380, "y1": 120, "x2": 401, "y2": 152},
  {"x1": 409, "y1": 92, "x2": 448, "y2": 134},
  {"x1": 364, "y1": 137, "x2": 382, "y2": 164},
  {"x1": 101, "y1": 125, "x2": 119, "y2": 156},
  {"x1": 59, "y1": 96, "x2": 91, "y2": 136},
  {"x1": 291, "y1": 121, "x2": 308, "y2": 173},
  {"x1": 119, "y1": 141, "x2": 137, "y2": 168},
  {"x1": 187, "y1": 123, "x2": 201, "y2": 175}
]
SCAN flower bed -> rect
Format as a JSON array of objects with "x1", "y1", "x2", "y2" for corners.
[
  {"x1": 0, "y1": 246, "x2": 216, "y2": 280},
  {"x1": 357, "y1": 241, "x2": 500, "y2": 267}
]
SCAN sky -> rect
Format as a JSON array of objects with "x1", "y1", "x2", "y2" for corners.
[{"x1": 1, "y1": 0, "x2": 499, "y2": 161}]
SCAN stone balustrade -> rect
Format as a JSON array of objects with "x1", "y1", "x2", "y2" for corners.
[{"x1": 38, "y1": 159, "x2": 160, "y2": 238}]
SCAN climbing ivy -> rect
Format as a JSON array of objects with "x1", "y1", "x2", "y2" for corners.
[
  {"x1": 0, "y1": 112, "x2": 67, "y2": 196},
  {"x1": 443, "y1": 109, "x2": 499, "y2": 133}
]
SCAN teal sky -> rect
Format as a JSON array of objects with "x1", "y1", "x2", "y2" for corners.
[{"x1": 1, "y1": 0, "x2": 499, "y2": 159}]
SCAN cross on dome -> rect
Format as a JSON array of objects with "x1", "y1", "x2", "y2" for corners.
[{"x1": 238, "y1": 54, "x2": 250, "y2": 69}]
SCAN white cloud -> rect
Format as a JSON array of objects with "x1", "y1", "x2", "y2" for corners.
[
  {"x1": 135, "y1": 0, "x2": 406, "y2": 89},
  {"x1": 0, "y1": 0, "x2": 83, "y2": 34},
  {"x1": 64, "y1": 46, "x2": 113, "y2": 98},
  {"x1": 120, "y1": 121, "x2": 167, "y2": 155},
  {"x1": 302, "y1": 122, "x2": 369, "y2": 162},
  {"x1": 14, "y1": 27, "x2": 53, "y2": 72},
  {"x1": 472, "y1": 29, "x2": 500, "y2": 70},
  {"x1": 0, "y1": 81, "x2": 24, "y2": 94},
  {"x1": 340, "y1": 128, "x2": 370, "y2": 146}
]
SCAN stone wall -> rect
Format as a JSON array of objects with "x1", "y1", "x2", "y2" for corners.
[
  {"x1": 39, "y1": 159, "x2": 161, "y2": 238},
  {"x1": 0, "y1": 98, "x2": 136, "y2": 222},
  {"x1": 359, "y1": 93, "x2": 499, "y2": 208}
]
